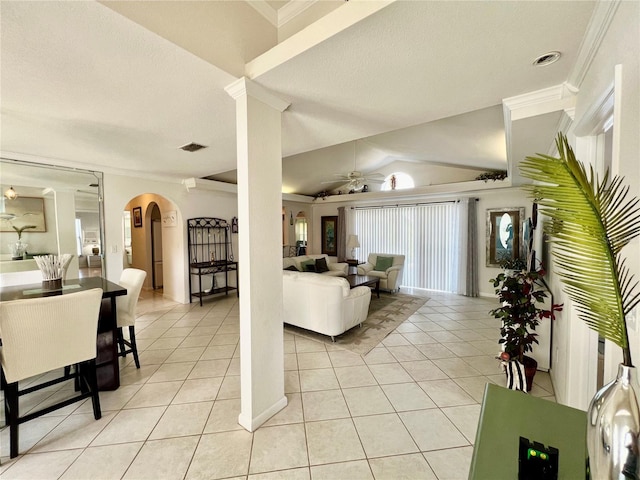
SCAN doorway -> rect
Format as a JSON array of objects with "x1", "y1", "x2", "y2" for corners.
[{"x1": 150, "y1": 203, "x2": 163, "y2": 289}]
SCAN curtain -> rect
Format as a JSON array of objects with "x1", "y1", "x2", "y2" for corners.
[
  {"x1": 337, "y1": 206, "x2": 347, "y2": 262},
  {"x1": 456, "y1": 198, "x2": 479, "y2": 296},
  {"x1": 355, "y1": 203, "x2": 458, "y2": 291}
]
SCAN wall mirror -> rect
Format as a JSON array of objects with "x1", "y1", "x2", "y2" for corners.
[
  {"x1": 0, "y1": 158, "x2": 105, "y2": 279},
  {"x1": 486, "y1": 207, "x2": 525, "y2": 267}
]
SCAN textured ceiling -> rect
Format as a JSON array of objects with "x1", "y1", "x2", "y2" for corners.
[{"x1": 0, "y1": 1, "x2": 596, "y2": 195}]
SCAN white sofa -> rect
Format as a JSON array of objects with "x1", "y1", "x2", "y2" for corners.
[
  {"x1": 283, "y1": 254, "x2": 347, "y2": 277},
  {"x1": 283, "y1": 270, "x2": 371, "y2": 340},
  {"x1": 357, "y1": 253, "x2": 405, "y2": 292}
]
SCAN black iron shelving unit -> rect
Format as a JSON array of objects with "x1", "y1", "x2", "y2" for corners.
[{"x1": 187, "y1": 217, "x2": 238, "y2": 306}]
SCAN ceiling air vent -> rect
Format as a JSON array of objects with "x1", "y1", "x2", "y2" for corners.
[
  {"x1": 533, "y1": 51, "x2": 561, "y2": 67},
  {"x1": 179, "y1": 142, "x2": 208, "y2": 152}
]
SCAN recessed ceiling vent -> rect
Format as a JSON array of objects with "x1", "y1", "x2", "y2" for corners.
[
  {"x1": 533, "y1": 51, "x2": 561, "y2": 67},
  {"x1": 179, "y1": 142, "x2": 208, "y2": 152}
]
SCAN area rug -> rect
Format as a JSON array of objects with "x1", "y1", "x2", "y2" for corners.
[{"x1": 284, "y1": 293, "x2": 429, "y2": 355}]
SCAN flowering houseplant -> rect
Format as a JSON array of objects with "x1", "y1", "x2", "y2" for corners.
[{"x1": 490, "y1": 266, "x2": 562, "y2": 364}]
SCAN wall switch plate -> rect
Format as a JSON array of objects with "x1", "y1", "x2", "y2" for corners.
[{"x1": 111, "y1": 245, "x2": 118, "y2": 253}]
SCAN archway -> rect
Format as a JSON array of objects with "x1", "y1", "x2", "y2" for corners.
[{"x1": 123, "y1": 194, "x2": 180, "y2": 298}]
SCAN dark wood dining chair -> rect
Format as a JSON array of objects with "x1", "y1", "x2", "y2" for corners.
[{"x1": 0, "y1": 288, "x2": 103, "y2": 458}]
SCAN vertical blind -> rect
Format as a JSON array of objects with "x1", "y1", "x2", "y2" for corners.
[{"x1": 354, "y1": 203, "x2": 459, "y2": 292}]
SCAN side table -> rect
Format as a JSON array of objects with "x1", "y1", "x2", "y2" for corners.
[{"x1": 346, "y1": 259, "x2": 363, "y2": 275}]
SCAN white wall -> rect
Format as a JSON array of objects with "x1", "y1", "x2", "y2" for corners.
[{"x1": 103, "y1": 174, "x2": 237, "y2": 304}]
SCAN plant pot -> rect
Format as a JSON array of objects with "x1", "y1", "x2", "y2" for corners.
[{"x1": 523, "y1": 355, "x2": 538, "y2": 392}]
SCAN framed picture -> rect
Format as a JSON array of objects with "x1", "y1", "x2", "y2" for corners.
[
  {"x1": 133, "y1": 206, "x2": 143, "y2": 228},
  {"x1": 486, "y1": 207, "x2": 525, "y2": 267},
  {"x1": 321, "y1": 216, "x2": 338, "y2": 256},
  {"x1": 0, "y1": 196, "x2": 46, "y2": 232}
]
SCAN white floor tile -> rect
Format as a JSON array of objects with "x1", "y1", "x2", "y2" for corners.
[
  {"x1": 305, "y1": 418, "x2": 366, "y2": 465},
  {"x1": 249, "y1": 424, "x2": 309, "y2": 474},
  {"x1": 302, "y1": 389, "x2": 350, "y2": 422},
  {"x1": 124, "y1": 436, "x2": 199, "y2": 480},
  {"x1": 60, "y1": 442, "x2": 143, "y2": 480},
  {"x1": 353, "y1": 413, "x2": 419, "y2": 458},
  {"x1": 369, "y1": 453, "x2": 437, "y2": 480}
]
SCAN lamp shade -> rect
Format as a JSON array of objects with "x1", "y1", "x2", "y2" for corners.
[
  {"x1": 346, "y1": 235, "x2": 360, "y2": 249},
  {"x1": 4, "y1": 186, "x2": 17, "y2": 200}
]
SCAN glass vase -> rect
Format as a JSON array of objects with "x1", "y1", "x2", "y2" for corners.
[
  {"x1": 587, "y1": 363, "x2": 640, "y2": 479},
  {"x1": 9, "y1": 241, "x2": 27, "y2": 260}
]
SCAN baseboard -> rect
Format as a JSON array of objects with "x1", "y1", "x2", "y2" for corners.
[{"x1": 237, "y1": 395, "x2": 288, "y2": 432}]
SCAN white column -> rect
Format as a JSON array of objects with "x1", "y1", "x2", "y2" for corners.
[{"x1": 225, "y1": 77, "x2": 290, "y2": 431}]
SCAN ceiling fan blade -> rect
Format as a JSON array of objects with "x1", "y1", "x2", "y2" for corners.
[
  {"x1": 363, "y1": 178, "x2": 384, "y2": 184},
  {"x1": 321, "y1": 179, "x2": 348, "y2": 184}
]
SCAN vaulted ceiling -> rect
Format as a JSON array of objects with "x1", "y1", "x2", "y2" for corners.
[{"x1": 1, "y1": 1, "x2": 596, "y2": 196}]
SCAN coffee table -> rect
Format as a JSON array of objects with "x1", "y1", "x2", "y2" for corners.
[{"x1": 346, "y1": 274, "x2": 380, "y2": 298}]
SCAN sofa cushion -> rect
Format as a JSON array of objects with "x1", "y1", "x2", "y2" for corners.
[
  {"x1": 374, "y1": 256, "x2": 394, "y2": 271},
  {"x1": 315, "y1": 257, "x2": 329, "y2": 273},
  {"x1": 301, "y1": 259, "x2": 316, "y2": 272},
  {"x1": 284, "y1": 265, "x2": 299, "y2": 271}
]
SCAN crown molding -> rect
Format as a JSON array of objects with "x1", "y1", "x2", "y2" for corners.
[
  {"x1": 246, "y1": 0, "x2": 278, "y2": 27},
  {"x1": 278, "y1": 0, "x2": 318, "y2": 27},
  {"x1": 503, "y1": 83, "x2": 577, "y2": 122},
  {"x1": 225, "y1": 77, "x2": 290, "y2": 112},
  {"x1": 568, "y1": 0, "x2": 621, "y2": 90}
]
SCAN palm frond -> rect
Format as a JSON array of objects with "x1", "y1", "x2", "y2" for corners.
[{"x1": 519, "y1": 133, "x2": 640, "y2": 366}]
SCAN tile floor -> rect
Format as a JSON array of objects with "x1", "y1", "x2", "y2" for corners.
[{"x1": 0, "y1": 289, "x2": 555, "y2": 479}]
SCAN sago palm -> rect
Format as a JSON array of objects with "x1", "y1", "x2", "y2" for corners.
[{"x1": 519, "y1": 133, "x2": 640, "y2": 367}]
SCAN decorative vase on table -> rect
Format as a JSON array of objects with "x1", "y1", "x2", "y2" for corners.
[
  {"x1": 587, "y1": 364, "x2": 640, "y2": 479},
  {"x1": 10, "y1": 241, "x2": 27, "y2": 260}
]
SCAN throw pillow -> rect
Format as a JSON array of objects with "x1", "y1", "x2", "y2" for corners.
[
  {"x1": 301, "y1": 259, "x2": 316, "y2": 272},
  {"x1": 284, "y1": 265, "x2": 298, "y2": 271},
  {"x1": 315, "y1": 257, "x2": 330, "y2": 273},
  {"x1": 374, "y1": 256, "x2": 394, "y2": 272}
]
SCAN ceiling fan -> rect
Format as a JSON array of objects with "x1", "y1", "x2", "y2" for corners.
[{"x1": 321, "y1": 142, "x2": 384, "y2": 192}]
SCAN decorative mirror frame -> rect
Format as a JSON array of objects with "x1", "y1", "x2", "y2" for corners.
[{"x1": 486, "y1": 207, "x2": 525, "y2": 267}]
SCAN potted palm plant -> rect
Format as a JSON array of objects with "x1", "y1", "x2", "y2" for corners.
[
  {"x1": 520, "y1": 133, "x2": 640, "y2": 479},
  {"x1": 490, "y1": 265, "x2": 561, "y2": 391}
]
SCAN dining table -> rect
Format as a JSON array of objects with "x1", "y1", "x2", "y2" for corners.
[{"x1": 0, "y1": 276, "x2": 127, "y2": 391}]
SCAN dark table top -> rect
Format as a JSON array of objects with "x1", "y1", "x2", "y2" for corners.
[
  {"x1": 0, "y1": 276, "x2": 127, "y2": 302},
  {"x1": 345, "y1": 274, "x2": 379, "y2": 288}
]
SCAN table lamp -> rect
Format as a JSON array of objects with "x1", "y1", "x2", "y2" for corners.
[{"x1": 347, "y1": 235, "x2": 360, "y2": 259}]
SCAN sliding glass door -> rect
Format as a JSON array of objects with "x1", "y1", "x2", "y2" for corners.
[{"x1": 355, "y1": 202, "x2": 459, "y2": 292}]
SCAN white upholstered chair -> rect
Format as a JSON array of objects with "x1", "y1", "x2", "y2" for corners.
[
  {"x1": 116, "y1": 268, "x2": 146, "y2": 368},
  {"x1": 357, "y1": 253, "x2": 405, "y2": 292},
  {"x1": 0, "y1": 288, "x2": 103, "y2": 458}
]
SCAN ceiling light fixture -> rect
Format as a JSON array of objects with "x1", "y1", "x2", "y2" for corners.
[
  {"x1": 4, "y1": 186, "x2": 18, "y2": 200},
  {"x1": 179, "y1": 142, "x2": 208, "y2": 152},
  {"x1": 533, "y1": 51, "x2": 561, "y2": 67}
]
